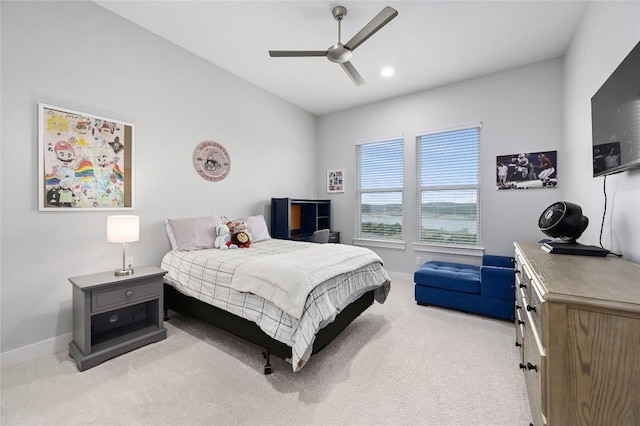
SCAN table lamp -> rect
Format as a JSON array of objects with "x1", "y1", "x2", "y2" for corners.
[{"x1": 107, "y1": 215, "x2": 139, "y2": 276}]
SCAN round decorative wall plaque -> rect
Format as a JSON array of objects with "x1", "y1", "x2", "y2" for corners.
[{"x1": 193, "y1": 141, "x2": 231, "y2": 182}]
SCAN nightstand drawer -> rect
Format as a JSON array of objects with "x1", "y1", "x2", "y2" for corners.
[{"x1": 91, "y1": 280, "x2": 159, "y2": 313}]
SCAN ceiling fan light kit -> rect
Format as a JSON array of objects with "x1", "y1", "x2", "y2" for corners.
[{"x1": 268, "y1": 5, "x2": 398, "y2": 86}]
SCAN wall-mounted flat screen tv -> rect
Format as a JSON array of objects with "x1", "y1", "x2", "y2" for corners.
[{"x1": 591, "y1": 40, "x2": 640, "y2": 177}]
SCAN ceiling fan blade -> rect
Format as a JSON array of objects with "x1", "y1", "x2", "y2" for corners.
[
  {"x1": 344, "y1": 6, "x2": 398, "y2": 51},
  {"x1": 269, "y1": 50, "x2": 328, "y2": 57},
  {"x1": 340, "y1": 61, "x2": 365, "y2": 86}
]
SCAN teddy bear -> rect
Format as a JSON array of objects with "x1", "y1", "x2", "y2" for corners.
[
  {"x1": 214, "y1": 223, "x2": 237, "y2": 250},
  {"x1": 228, "y1": 220, "x2": 252, "y2": 248}
]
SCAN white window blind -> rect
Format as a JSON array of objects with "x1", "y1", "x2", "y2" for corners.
[
  {"x1": 355, "y1": 138, "x2": 404, "y2": 240},
  {"x1": 417, "y1": 126, "x2": 480, "y2": 246}
]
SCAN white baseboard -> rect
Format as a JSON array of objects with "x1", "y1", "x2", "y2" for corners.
[{"x1": 1, "y1": 333, "x2": 72, "y2": 371}]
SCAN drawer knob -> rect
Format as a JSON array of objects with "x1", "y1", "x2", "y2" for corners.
[
  {"x1": 519, "y1": 363, "x2": 526, "y2": 370},
  {"x1": 515, "y1": 341, "x2": 522, "y2": 347},
  {"x1": 519, "y1": 283, "x2": 527, "y2": 289},
  {"x1": 518, "y1": 320, "x2": 525, "y2": 326},
  {"x1": 125, "y1": 290, "x2": 134, "y2": 297},
  {"x1": 515, "y1": 269, "x2": 521, "y2": 275},
  {"x1": 526, "y1": 362, "x2": 538, "y2": 372},
  {"x1": 526, "y1": 305, "x2": 536, "y2": 312},
  {"x1": 516, "y1": 304, "x2": 522, "y2": 310}
]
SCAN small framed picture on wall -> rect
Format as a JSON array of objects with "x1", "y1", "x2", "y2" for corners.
[{"x1": 327, "y1": 169, "x2": 344, "y2": 193}]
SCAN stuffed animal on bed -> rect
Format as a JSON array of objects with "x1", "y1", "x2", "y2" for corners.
[
  {"x1": 228, "y1": 220, "x2": 252, "y2": 248},
  {"x1": 214, "y1": 223, "x2": 237, "y2": 250}
]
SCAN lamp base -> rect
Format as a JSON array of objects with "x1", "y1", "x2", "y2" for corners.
[{"x1": 114, "y1": 268, "x2": 134, "y2": 276}]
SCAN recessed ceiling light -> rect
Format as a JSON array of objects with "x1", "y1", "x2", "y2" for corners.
[{"x1": 381, "y1": 67, "x2": 395, "y2": 78}]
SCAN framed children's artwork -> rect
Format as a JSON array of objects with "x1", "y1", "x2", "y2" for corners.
[
  {"x1": 38, "y1": 104, "x2": 134, "y2": 210},
  {"x1": 496, "y1": 150, "x2": 557, "y2": 190},
  {"x1": 327, "y1": 169, "x2": 344, "y2": 193}
]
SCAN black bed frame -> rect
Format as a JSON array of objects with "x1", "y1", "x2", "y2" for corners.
[{"x1": 163, "y1": 284, "x2": 375, "y2": 374}]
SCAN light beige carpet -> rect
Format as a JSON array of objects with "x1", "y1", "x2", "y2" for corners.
[{"x1": 1, "y1": 274, "x2": 531, "y2": 425}]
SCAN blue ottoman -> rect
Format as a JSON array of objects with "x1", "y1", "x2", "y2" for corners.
[{"x1": 414, "y1": 255, "x2": 515, "y2": 321}]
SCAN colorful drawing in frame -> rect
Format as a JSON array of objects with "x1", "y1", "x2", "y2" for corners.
[
  {"x1": 327, "y1": 169, "x2": 344, "y2": 193},
  {"x1": 38, "y1": 104, "x2": 134, "y2": 210},
  {"x1": 496, "y1": 150, "x2": 557, "y2": 190}
]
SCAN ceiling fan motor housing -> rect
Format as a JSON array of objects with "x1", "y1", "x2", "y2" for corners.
[
  {"x1": 538, "y1": 201, "x2": 589, "y2": 241},
  {"x1": 327, "y1": 44, "x2": 352, "y2": 63}
]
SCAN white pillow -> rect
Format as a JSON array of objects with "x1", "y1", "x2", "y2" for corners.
[
  {"x1": 241, "y1": 214, "x2": 271, "y2": 242},
  {"x1": 165, "y1": 219, "x2": 178, "y2": 250},
  {"x1": 166, "y1": 215, "x2": 222, "y2": 250}
]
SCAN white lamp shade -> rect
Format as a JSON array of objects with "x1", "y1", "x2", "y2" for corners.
[{"x1": 107, "y1": 215, "x2": 140, "y2": 243}]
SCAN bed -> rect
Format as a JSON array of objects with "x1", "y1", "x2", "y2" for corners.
[{"x1": 161, "y1": 217, "x2": 390, "y2": 373}]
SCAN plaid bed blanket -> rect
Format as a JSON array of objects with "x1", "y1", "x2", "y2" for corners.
[
  {"x1": 231, "y1": 242, "x2": 383, "y2": 318},
  {"x1": 161, "y1": 239, "x2": 390, "y2": 371}
]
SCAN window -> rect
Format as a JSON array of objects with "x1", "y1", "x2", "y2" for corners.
[
  {"x1": 355, "y1": 138, "x2": 404, "y2": 241},
  {"x1": 417, "y1": 126, "x2": 480, "y2": 246}
]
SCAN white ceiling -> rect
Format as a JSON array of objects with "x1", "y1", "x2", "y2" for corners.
[{"x1": 94, "y1": 1, "x2": 588, "y2": 116}]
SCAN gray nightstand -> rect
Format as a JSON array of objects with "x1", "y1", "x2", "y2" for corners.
[{"x1": 68, "y1": 265, "x2": 167, "y2": 371}]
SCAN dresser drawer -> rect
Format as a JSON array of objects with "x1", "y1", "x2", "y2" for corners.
[
  {"x1": 515, "y1": 305, "x2": 525, "y2": 363},
  {"x1": 524, "y1": 306, "x2": 547, "y2": 425},
  {"x1": 527, "y1": 281, "x2": 543, "y2": 333},
  {"x1": 515, "y1": 257, "x2": 532, "y2": 299},
  {"x1": 521, "y1": 264, "x2": 534, "y2": 300},
  {"x1": 91, "y1": 280, "x2": 159, "y2": 313}
]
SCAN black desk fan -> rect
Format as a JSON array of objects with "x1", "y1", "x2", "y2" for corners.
[{"x1": 538, "y1": 201, "x2": 609, "y2": 256}]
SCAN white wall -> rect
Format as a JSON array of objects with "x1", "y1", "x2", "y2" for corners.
[
  {"x1": 318, "y1": 58, "x2": 565, "y2": 273},
  {"x1": 0, "y1": 1, "x2": 317, "y2": 367},
  {"x1": 563, "y1": 0, "x2": 640, "y2": 264}
]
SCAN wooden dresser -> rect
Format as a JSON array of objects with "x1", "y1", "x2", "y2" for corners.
[{"x1": 514, "y1": 242, "x2": 640, "y2": 426}]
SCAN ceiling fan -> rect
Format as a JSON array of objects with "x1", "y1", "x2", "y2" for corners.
[{"x1": 268, "y1": 5, "x2": 398, "y2": 86}]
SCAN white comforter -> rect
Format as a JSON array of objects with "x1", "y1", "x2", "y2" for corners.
[
  {"x1": 161, "y1": 239, "x2": 390, "y2": 371},
  {"x1": 231, "y1": 242, "x2": 383, "y2": 318}
]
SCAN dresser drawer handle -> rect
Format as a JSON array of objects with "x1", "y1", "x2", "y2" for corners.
[
  {"x1": 526, "y1": 305, "x2": 536, "y2": 312},
  {"x1": 515, "y1": 304, "x2": 522, "y2": 310},
  {"x1": 125, "y1": 290, "x2": 134, "y2": 297},
  {"x1": 526, "y1": 362, "x2": 538, "y2": 372},
  {"x1": 515, "y1": 341, "x2": 522, "y2": 347},
  {"x1": 518, "y1": 320, "x2": 525, "y2": 326},
  {"x1": 519, "y1": 363, "x2": 526, "y2": 370},
  {"x1": 519, "y1": 283, "x2": 527, "y2": 289}
]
